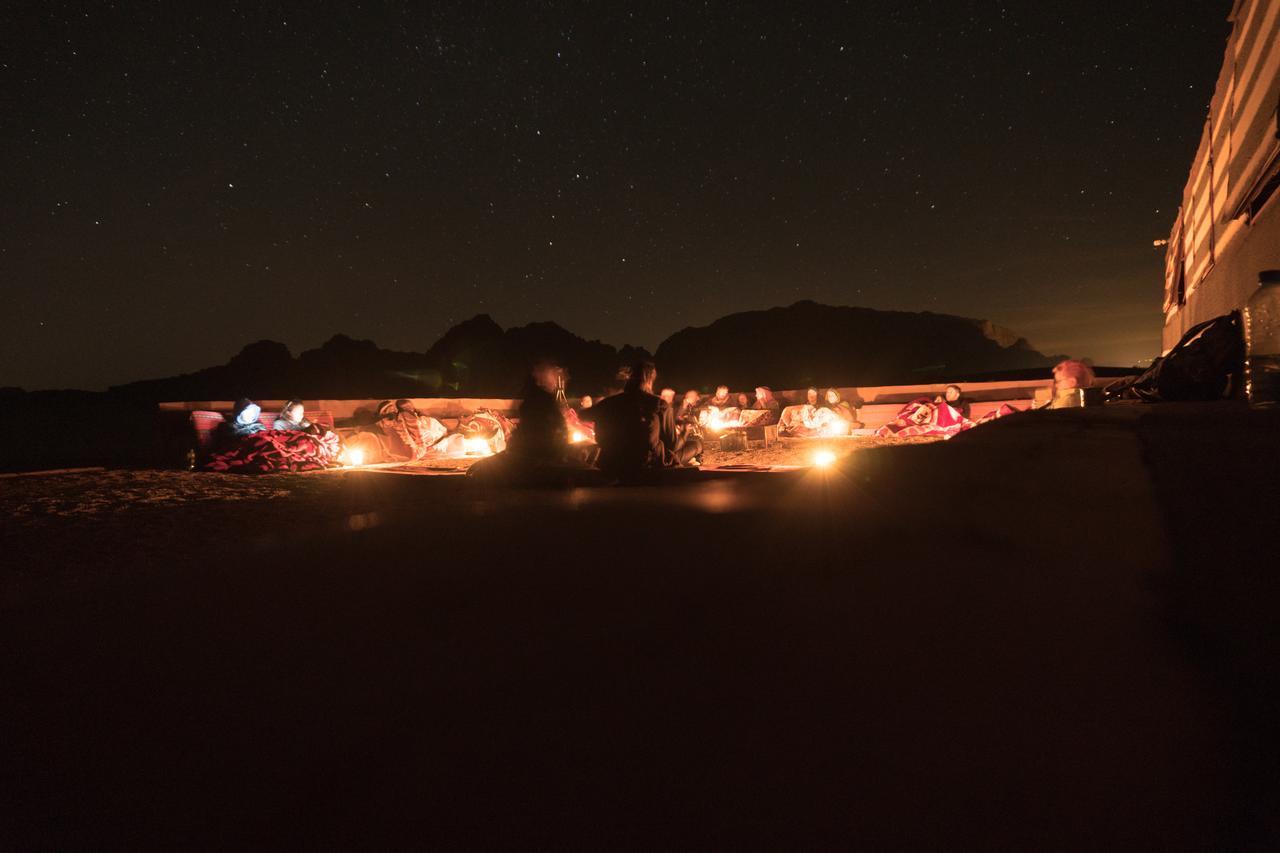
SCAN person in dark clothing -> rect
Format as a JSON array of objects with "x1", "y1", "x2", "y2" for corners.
[
  {"x1": 673, "y1": 389, "x2": 703, "y2": 442},
  {"x1": 507, "y1": 362, "x2": 570, "y2": 463},
  {"x1": 468, "y1": 362, "x2": 590, "y2": 483},
  {"x1": 599, "y1": 366, "x2": 632, "y2": 400},
  {"x1": 706, "y1": 385, "x2": 734, "y2": 411},
  {"x1": 581, "y1": 360, "x2": 701, "y2": 481},
  {"x1": 936, "y1": 384, "x2": 971, "y2": 419},
  {"x1": 221, "y1": 398, "x2": 266, "y2": 444}
]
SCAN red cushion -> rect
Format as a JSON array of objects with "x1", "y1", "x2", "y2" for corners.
[{"x1": 190, "y1": 411, "x2": 225, "y2": 451}]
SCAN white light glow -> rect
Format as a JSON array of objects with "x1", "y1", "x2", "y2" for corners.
[
  {"x1": 813, "y1": 449, "x2": 837, "y2": 468},
  {"x1": 462, "y1": 437, "x2": 493, "y2": 456}
]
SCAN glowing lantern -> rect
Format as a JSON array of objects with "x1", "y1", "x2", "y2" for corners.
[
  {"x1": 812, "y1": 449, "x2": 837, "y2": 469},
  {"x1": 462, "y1": 437, "x2": 493, "y2": 456}
]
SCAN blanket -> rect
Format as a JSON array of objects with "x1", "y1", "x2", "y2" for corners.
[
  {"x1": 205, "y1": 429, "x2": 342, "y2": 474},
  {"x1": 875, "y1": 398, "x2": 1021, "y2": 438}
]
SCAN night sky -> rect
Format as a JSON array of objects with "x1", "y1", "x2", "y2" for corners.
[{"x1": 2, "y1": 1, "x2": 1232, "y2": 391}]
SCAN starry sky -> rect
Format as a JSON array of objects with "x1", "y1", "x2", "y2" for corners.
[{"x1": 1, "y1": 1, "x2": 1232, "y2": 391}]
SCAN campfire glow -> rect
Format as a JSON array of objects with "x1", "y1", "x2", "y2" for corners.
[
  {"x1": 812, "y1": 449, "x2": 837, "y2": 469},
  {"x1": 462, "y1": 437, "x2": 493, "y2": 456},
  {"x1": 570, "y1": 430, "x2": 586, "y2": 443},
  {"x1": 343, "y1": 447, "x2": 365, "y2": 467}
]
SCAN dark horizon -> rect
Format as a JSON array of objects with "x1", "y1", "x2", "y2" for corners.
[{"x1": 1, "y1": 2, "x2": 1231, "y2": 391}]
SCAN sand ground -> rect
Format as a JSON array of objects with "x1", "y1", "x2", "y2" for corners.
[
  {"x1": 2, "y1": 405, "x2": 1278, "y2": 850},
  {"x1": 0, "y1": 434, "x2": 939, "y2": 527}
]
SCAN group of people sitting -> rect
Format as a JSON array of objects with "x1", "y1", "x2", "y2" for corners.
[
  {"x1": 472, "y1": 360, "x2": 707, "y2": 484},
  {"x1": 874, "y1": 360, "x2": 1098, "y2": 439},
  {"x1": 204, "y1": 357, "x2": 1101, "y2": 476},
  {"x1": 204, "y1": 399, "x2": 344, "y2": 473},
  {"x1": 572, "y1": 381, "x2": 861, "y2": 440},
  {"x1": 575, "y1": 382, "x2": 783, "y2": 440},
  {"x1": 205, "y1": 397, "x2": 513, "y2": 473}
]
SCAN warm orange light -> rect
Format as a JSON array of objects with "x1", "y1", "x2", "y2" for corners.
[
  {"x1": 570, "y1": 430, "x2": 586, "y2": 443},
  {"x1": 462, "y1": 437, "x2": 493, "y2": 456},
  {"x1": 813, "y1": 449, "x2": 837, "y2": 468},
  {"x1": 344, "y1": 447, "x2": 365, "y2": 467}
]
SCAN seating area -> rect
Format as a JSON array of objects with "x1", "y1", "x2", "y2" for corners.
[
  {"x1": 189, "y1": 408, "x2": 337, "y2": 455},
  {"x1": 171, "y1": 376, "x2": 1085, "y2": 465}
]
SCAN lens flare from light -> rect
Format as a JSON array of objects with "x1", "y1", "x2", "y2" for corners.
[
  {"x1": 346, "y1": 448, "x2": 365, "y2": 467},
  {"x1": 462, "y1": 437, "x2": 493, "y2": 456},
  {"x1": 813, "y1": 449, "x2": 837, "y2": 468},
  {"x1": 571, "y1": 430, "x2": 586, "y2": 443}
]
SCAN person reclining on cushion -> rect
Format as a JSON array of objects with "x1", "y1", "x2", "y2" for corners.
[
  {"x1": 376, "y1": 399, "x2": 451, "y2": 460},
  {"x1": 934, "y1": 384, "x2": 970, "y2": 419}
]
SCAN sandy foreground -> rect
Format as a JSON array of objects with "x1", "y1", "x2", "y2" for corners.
[
  {"x1": 3, "y1": 405, "x2": 1277, "y2": 849},
  {"x1": 0, "y1": 434, "x2": 939, "y2": 525}
]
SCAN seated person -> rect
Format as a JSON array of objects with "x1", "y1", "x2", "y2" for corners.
[
  {"x1": 674, "y1": 390, "x2": 703, "y2": 439},
  {"x1": 752, "y1": 386, "x2": 781, "y2": 425},
  {"x1": 660, "y1": 388, "x2": 676, "y2": 406},
  {"x1": 779, "y1": 387, "x2": 820, "y2": 435},
  {"x1": 736, "y1": 391, "x2": 753, "y2": 410},
  {"x1": 823, "y1": 389, "x2": 863, "y2": 432},
  {"x1": 1040, "y1": 359, "x2": 1096, "y2": 409},
  {"x1": 564, "y1": 408, "x2": 594, "y2": 444},
  {"x1": 876, "y1": 397, "x2": 947, "y2": 438},
  {"x1": 699, "y1": 384, "x2": 740, "y2": 431},
  {"x1": 599, "y1": 366, "x2": 631, "y2": 401},
  {"x1": 223, "y1": 398, "x2": 267, "y2": 442},
  {"x1": 706, "y1": 385, "x2": 734, "y2": 411},
  {"x1": 583, "y1": 360, "x2": 701, "y2": 481},
  {"x1": 567, "y1": 393, "x2": 597, "y2": 443},
  {"x1": 273, "y1": 399, "x2": 317, "y2": 433},
  {"x1": 504, "y1": 362, "x2": 570, "y2": 461},
  {"x1": 206, "y1": 398, "x2": 341, "y2": 473},
  {"x1": 935, "y1": 384, "x2": 970, "y2": 419}
]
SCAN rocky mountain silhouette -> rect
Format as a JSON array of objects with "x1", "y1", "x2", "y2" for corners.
[
  {"x1": 110, "y1": 318, "x2": 652, "y2": 401},
  {"x1": 107, "y1": 302, "x2": 1062, "y2": 401},
  {"x1": 654, "y1": 301, "x2": 1061, "y2": 390}
]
